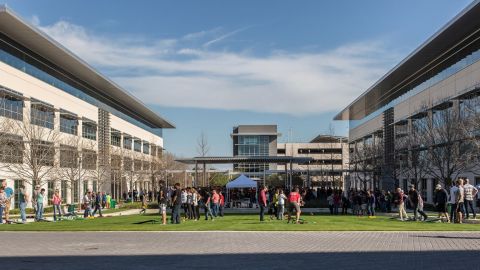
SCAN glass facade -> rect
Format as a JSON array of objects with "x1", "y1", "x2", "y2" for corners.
[
  {"x1": 143, "y1": 142, "x2": 149, "y2": 154},
  {"x1": 236, "y1": 135, "x2": 269, "y2": 156},
  {"x1": 0, "y1": 34, "x2": 163, "y2": 137},
  {"x1": 134, "y1": 139, "x2": 142, "y2": 152},
  {"x1": 82, "y1": 122, "x2": 97, "y2": 141},
  {"x1": 0, "y1": 87, "x2": 23, "y2": 120},
  {"x1": 111, "y1": 129, "x2": 121, "y2": 147},
  {"x1": 31, "y1": 102, "x2": 54, "y2": 129},
  {"x1": 123, "y1": 135, "x2": 132, "y2": 150},
  {"x1": 235, "y1": 135, "x2": 270, "y2": 175},
  {"x1": 60, "y1": 112, "x2": 78, "y2": 135},
  {"x1": 350, "y1": 48, "x2": 480, "y2": 129}
]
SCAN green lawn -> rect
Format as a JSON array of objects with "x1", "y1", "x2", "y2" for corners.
[{"x1": 0, "y1": 213, "x2": 478, "y2": 231}]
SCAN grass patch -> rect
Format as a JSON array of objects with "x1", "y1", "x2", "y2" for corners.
[{"x1": 0, "y1": 213, "x2": 478, "y2": 232}]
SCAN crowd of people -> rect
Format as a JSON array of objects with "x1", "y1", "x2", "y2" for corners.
[{"x1": 1, "y1": 177, "x2": 479, "y2": 225}]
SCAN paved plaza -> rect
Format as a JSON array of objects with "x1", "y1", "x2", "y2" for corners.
[{"x1": 2, "y1": 231, "x2": 480, "y2": 269}]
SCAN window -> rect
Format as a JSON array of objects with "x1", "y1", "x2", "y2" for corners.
[
  {"x1": 0, "y1": 87, "x2": 23, "y2": 120},
  {"x1": 134, "y1": 159, "x2": 142, "y2": 171},
  {"x1": 123, "y1": 135, "x2": 132, "y2": 150},
  {"x1": 93, "y1": 181, "x2": 98, "y2": 193},
  {"x1": 14, "y1": 179, "x2": 24, "y2": 209},
  {"x1": 151, "y1": 144, "x2": 157, "y2": 156},
  {"x1": 61, "y1": 180, "x2": 68, "y2": 201},
  {"x1": 83, "y1": 180, "x2": 89, "y2": 194},
  {"x1": 123, "y1": 157, "x2": 132, "y2": 171},
  {"x1": 30, "y1": 100, "x2": 54, "y2": 129},
  {"x1": 48, "y1": 181, "x2": 54, "y2": 199},
  {"x1": 82, "y1": 121, "x2": 97, "y2": 140},
  {"x1": 110, "y1": 128, "x2": 121, "y2": 147},
  {"x1": 298, "y1": 148, "x2": 342, "y2": 154},
  {"x1": 143, "y1": 161, "x2": 150, "y2": 171},
  {"x1": 31, "y1": 140, "x2": 54, "y2": 166},
  {"x1": 143, "y1": 141, "x2": 150, "y2": 154},
  {"x1": 277, "y1": 148, "x2": 286, "y2": 154},
  {"x1": 72, "y1": 180, "x2": 79, "y2": 203},
  {"x1": 82, "y1": 149, "x2": 97, "y2": 170},
  {"x1": 60, "y1": 145, "x2": 78, "y2": 168},
  {"x1": 111, "y1": 155, "x2": 121, "y2": 170},
  {"x1": 157, "y1": 146, "x2": 163, "y2": 158},
  {"x1": 60, "y1": 110, "x2": 78, "y2": 135},
  {"x1": 134, "y1": 139, "x2": 141, "y2": 152},
  {"x1": 0, "y1": 133, "x2": 23, "y2": 164}
]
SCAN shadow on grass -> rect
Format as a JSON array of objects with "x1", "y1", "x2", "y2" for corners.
[{"x1": 2, "y1": 251, "x2": 478, "y2": 270}]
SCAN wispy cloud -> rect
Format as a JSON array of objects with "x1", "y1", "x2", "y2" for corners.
[
  {"x1": 37, "y1": 20, "x2": 399, "y2": 116},
  {"x1": 202, "y1": 26, "x2": 251, "y2": 47}
]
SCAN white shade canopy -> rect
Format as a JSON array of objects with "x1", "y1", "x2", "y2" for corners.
[{"x1": 226, "y1": 174, "x2": 257, "y2": 189}]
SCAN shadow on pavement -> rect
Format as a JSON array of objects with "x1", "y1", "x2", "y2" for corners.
[{"x1": 2, "y1": 251, "x2": 478, "y2": 270}]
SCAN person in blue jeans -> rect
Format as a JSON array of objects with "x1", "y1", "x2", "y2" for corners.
[
  {"x1": 367, "y1": 190, "x2": 376, "y2": 217},
  {"x1": 0, "y1": 187, "x2": 6, "y2": 224},
  {"x1": 18, "y1": 186, "x2": 28, "y2": 223},
  {"x1": 171, "y1": 183, "x2": 182, "y2": 224},
  {"x1": 36, "y1": 188, "x2": 46, "y2": 221}
]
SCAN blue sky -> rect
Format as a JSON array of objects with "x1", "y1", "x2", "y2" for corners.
[{"x1": 3, "y1": 0, "x2": 474, "y2": 158}]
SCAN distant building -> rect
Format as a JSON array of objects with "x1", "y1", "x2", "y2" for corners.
[
  {"x1": 231, "y1": 125, "x2": 279, "y2": 178},
  {"x1": 277, "y1": 135, "x2": 349, "y2": 189}
]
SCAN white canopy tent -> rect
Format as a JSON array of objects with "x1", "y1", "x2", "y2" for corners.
[{"x1": 226, "y1": 174, "x2": 258, "y2": 206}]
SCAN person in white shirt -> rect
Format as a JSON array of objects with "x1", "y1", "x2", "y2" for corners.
[
  {"x1": 277, "y1": 190, "x2": 287, "y2": 220},
  {"x1": 449, "y1": 183, "x2": 459, "y2": 223},
  {"x1": 463, "y1": 179, "x2": 478, "y2": 219},
  {"x1": 83, "y1": 191, "x2": 92, "y2": 218}
]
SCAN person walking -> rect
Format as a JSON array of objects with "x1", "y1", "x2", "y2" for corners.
[
  {"x1": 455, "y1": 179, "x2": 465, "y2": 223},
  {"x1": 1, "y1": 180, "x2": 13, "y2": 222},
  {"x1": 211, "y1": 190, "x2": 220, "y2": 217},
  {"x1": 203, "y1": 190, "x2": 214, "y2": 221},
  {"x1": 83, "y1": 191, "x2": 92, "y2": 218},
  {"x1": 219, "y1": 191, "x2": 225, "y2": 218},
  {"x1": 52, "y1": 189, "x2": 63, "y2": 221},
  {"x1": 0, "y1": 187, "x2": 6, "y2": 224},
  {"x1": 18, "y1": 186, "x2": 28, "y2": 223},
  {"x1": 463, "y1": 178, "x2": 478, "y2": 219},
  {"x1": 395, "y1": 188, "x2": 409, "y2": 221},
  {"x1": 287, "y1": 187, "x2": 302, "y2": 224},
  {"x1": 327, "y1": 193, "x2": 334, "y2": 215},
  {"x1": 186, "y1": 188, "x2": 194, "y2": 220},
  {"x1": 171, "y1": 183, "x2": 182, "y2": 224},
  {"x1": 192, "y1": 188, "x2": 200, "y2": 221},
  {"x1": 92, "y1": 192, "x2": 103, "y2": 217},
  {"x1": 408, "y1": 185, "x2": 428, "y2": 221},
  {"x1": 433, "y1": 184, "x2": 450, "y2": 223},
  {"x1": 259, "y1": 186, "x2": 267, "y2": 221},
  {"x1": 367, "y1": 190, "x2": 376, "y2": 217},
  {"x1": 139, "y1": 194, "x2": 147, "y2": 215},
  {"x1": 36, "y1": 188, "x2": 46, "y2": 221},
  {"x1": 106, "y1": 193, "x2": 111, "y2": 209},
  {"x1": 277, "y1": 189, "x2": 287, "y2": 220},
  {"x1": 450, "y1": 182, "x2": 459, "y2": 223}
]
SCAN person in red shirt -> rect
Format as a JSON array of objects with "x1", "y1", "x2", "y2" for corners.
[
  {"x1": 287, "y1": 187, "x2": 302, "y2": 224},
  {"x1": 219, "y1": 191, "x2": 225, "y2": 217},
  {"x1": 259, "y1": 186, "x2": 268, "y2": 221}
]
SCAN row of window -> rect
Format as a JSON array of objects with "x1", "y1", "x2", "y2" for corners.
[
  {"x1": 0, "y1": 87, "x2": 99, "y2": 140},
  {"x1": 111, "y1": 130, "x2": 158, "y2": 156},
  {"x1": 111, "y1": 155, "x2": 155, "y2": 171}
]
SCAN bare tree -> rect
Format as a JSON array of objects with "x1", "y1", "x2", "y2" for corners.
[
  {"x1": 421, "y1": 102, "x2": 474, "y2": 189},
  {"x1": 396, "y1": 119, "x2": 429, "y2": 188},
  {"x1": 55, "y1": 135, "x2": 91, "y2": 204},
  {"x1": 350, "y1": 140, "x2": 373, "y2": 190},
  {"x1": 196, "y1": 132, "x2": 210, "y2": 186},
  {"x1": 5, "y1": 108, "x2": 61, "y2": 188}
]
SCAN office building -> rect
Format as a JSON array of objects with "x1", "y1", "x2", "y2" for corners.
[{"x1": 0, "y1": 6, "x2": 174, "y2": 208}]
